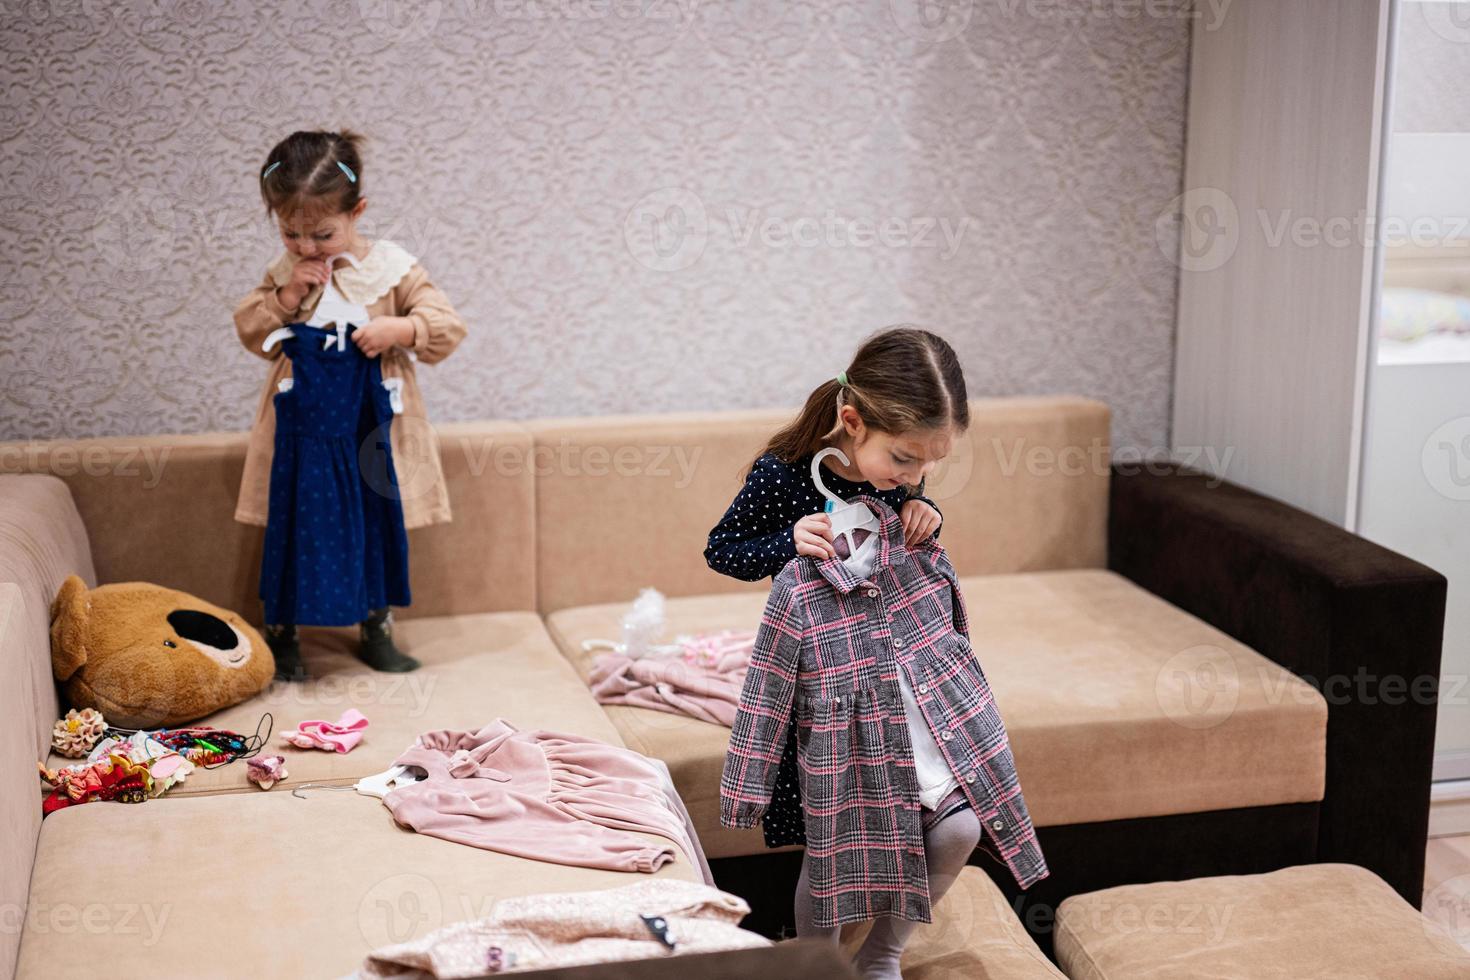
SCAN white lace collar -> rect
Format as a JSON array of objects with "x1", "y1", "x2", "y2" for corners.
[{"x1": 266, "y1": 239, "x2": 418, "y2": 308}]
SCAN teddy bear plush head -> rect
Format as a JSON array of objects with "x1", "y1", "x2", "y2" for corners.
[{"x1": 50, "y1": 576, "x2": 274, "y2": 728}]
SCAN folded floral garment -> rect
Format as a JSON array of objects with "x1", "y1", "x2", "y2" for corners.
[{"x1": 354, "y1": 879, "x2": 770, "y2": 979}]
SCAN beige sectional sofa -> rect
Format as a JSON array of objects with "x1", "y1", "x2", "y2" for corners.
[
  {"x1": 1, "y1": 395, "x2": 1448, "y2": 977},
  {"x1": 3, "y1": 486, "x2": 703, "y2": 979}
]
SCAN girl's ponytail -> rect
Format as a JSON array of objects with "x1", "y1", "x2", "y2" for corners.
[{"x1": 760, "y1": 377, "x2": 847, "y2": 472}]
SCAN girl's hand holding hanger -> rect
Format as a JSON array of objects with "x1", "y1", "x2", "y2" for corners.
[
  {"x1": 794, "y1": 513, "x2": 837, "y2": 560},
  {"x1": 353, "y1": 316, "x2": 415, "y2": 358},
  {"x1": 795, "y1": 499, "x2": 938, "y2": 559}
]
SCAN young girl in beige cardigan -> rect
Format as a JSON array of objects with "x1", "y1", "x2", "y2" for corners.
[{"x1": 232, "y1": 130, "x2": 466, "y2": 681}]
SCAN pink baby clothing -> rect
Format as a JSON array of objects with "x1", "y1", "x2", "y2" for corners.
[
  {"x1": 673, "y1": 629, "x2": 756, "y2": 669},
  {"x1": 588, "y1": 631, "x2": 755, "y2": 727},
  {"x1": 279, "y1": 708, "x2": 369, "y2": 753},
  {"x1": 382, "y1": 719, "x2": 697, "y2": 874}
]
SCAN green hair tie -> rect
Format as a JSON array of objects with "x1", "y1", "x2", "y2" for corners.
[{"x1": 836, "y1": 371, "x2": 848, "y2": 387}]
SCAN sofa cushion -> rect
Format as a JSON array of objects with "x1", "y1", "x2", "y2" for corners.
[
  {"x1": 17, "y1": 784, "x2": 704, "y2": 979},
  {"x1": 1054, "y1": 863, "x2": 1470, "y2": 979},
  {"x1": 527, "y1": 396, "x2": 1110, "y2": 613},
  {"x1": 0, "y1": 585, "x2": 43, "y2": 980},
  {"x1": 546, "y1": 569, "x2": 1327, "y2": 859},
  {"x1": 45, "y1": 612, "x2": 632, "y2": 798},
  {"x1": 0, "y1": 475, "x2": 95, "y2": 754},
  {"x1": 0, "y1": 421, "x2": 538, "y2": 623},
  {"x1": 0, "y1": 474, "x2": 96, "y2": 980},
  {"x1": 962, "y1": 569, "x2": 1327, "y2": 825},
  {"x1": 839, "y1": 866, "x2": 1066, "y2": 979}
]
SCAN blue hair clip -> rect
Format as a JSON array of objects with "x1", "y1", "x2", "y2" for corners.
[
  {"x1": 262, "y1": 161, "x2": 281, "y2": 180},
  {"x1": 337, "y1": 161, "x2": 357, "y2": 183}
]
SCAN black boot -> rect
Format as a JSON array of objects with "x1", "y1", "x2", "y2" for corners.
[
  {"x1": 266, "y1": 623, "x2": 306, "y2": 682},
  {"x1": 357, "y1": 607, "x2": 419, "y2": 673}
]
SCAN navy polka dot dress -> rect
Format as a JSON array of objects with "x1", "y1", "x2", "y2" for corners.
[
  {"x1": 260, "y1": 322, "x2": 411, "y2": 627},
  {"x1": 705, "y1": 450, "x2": 942, "y2": 847}
]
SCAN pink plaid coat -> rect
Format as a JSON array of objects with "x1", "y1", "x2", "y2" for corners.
[{"x1": 719, "y1": 496, "x2": 1049, "y2": 927}]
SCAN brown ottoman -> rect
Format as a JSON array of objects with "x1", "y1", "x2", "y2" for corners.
[
  {"x1": 1055, "y1": 862, "x2": 1470, "y2": 979},
  {"x1": 838, "y1": 866, "x2": 1066, "y2": 979}
]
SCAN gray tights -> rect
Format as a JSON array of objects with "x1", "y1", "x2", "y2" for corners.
[{"x1": 794, "y1": 805, "x2": 982, "y2": 979}]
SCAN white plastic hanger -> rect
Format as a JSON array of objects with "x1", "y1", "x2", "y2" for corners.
[
  {"x1": 289, "y1": 764, "x2": 425, "y2": 801},
  {"x1": 307, "y1": 251, "x2": 370, "y2": 348},
  {"x1": 353, "y1": 763, "x2": 425, "y2": 799},
  {"x1": 811, "y1": 447, "x2": 881, "y2": 562},
  {"x1": 261, "y1": 325, "x2": 296, "y2": 354},
  {"x1": 261, "y1": 252, "x2": 369, "y2": 354}
]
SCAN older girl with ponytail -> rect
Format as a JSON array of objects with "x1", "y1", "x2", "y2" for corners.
[{"x1": 703, "y1": 325, "x2": 970, "y2": 869}]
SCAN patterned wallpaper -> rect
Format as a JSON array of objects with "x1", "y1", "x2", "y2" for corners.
[{"x1": 0, "y1": 0, "x2": 1193, "y2": 456}]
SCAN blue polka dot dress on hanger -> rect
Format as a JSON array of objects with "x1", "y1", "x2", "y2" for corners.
[{"x1": 259, "y1": 322, "x2": 411, "y2": 627}]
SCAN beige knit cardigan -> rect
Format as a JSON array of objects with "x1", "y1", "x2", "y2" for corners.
[{"x1": 232, "y1": 239, "x2": 466, "y2": 530}]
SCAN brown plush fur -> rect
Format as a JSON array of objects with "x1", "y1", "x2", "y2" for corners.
[{"x1": 49, "y1": 576, "x2": 273, "y2": 727}]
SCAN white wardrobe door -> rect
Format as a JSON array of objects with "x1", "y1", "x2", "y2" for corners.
[{"x1": 1172, "y1": 0, "x2": 1391, "y2": 526}]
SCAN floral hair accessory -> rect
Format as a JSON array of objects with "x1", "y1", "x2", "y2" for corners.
[{"x1": 51, "y1": 708, "x2": 106, "y2": 758}]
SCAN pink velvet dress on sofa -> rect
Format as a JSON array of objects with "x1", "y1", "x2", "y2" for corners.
[{"x1": 383, "y1": 719, "x2": 697, "y2": 873}]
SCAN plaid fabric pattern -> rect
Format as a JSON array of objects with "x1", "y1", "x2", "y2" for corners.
[{"x1": 720, "y1": 495, "x2": 1050, "y2": 927}]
